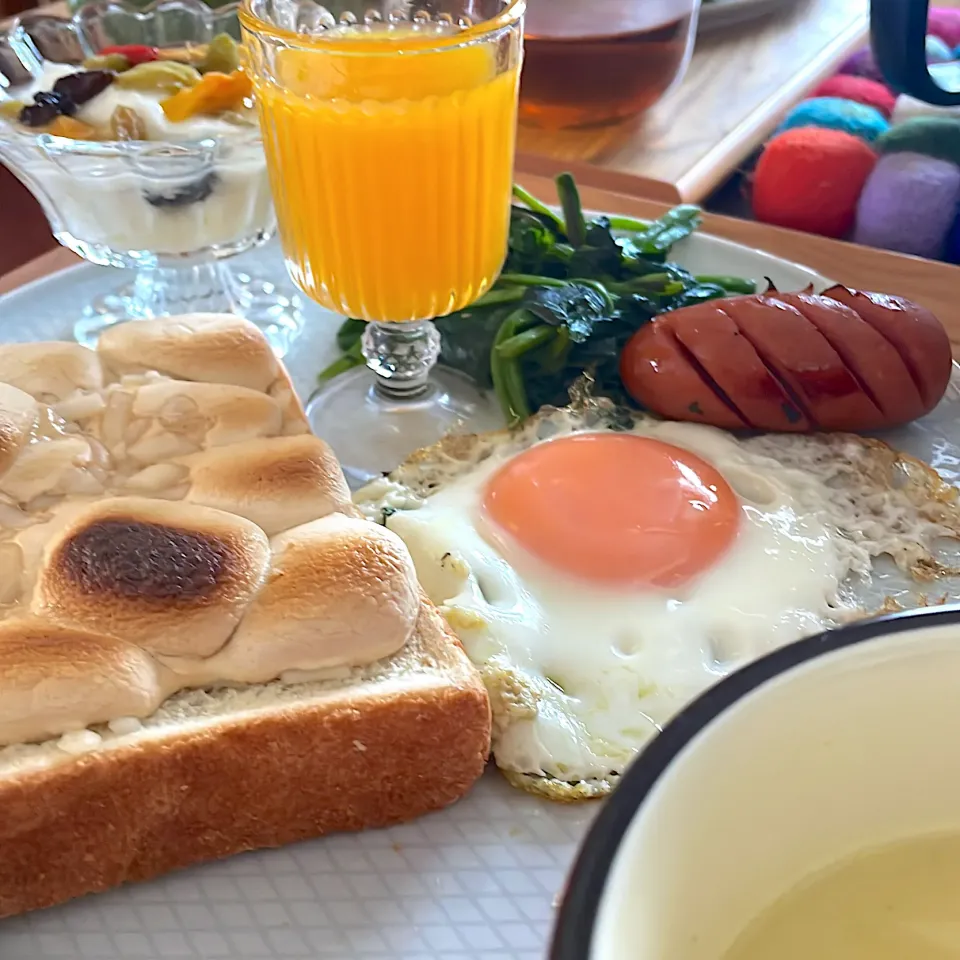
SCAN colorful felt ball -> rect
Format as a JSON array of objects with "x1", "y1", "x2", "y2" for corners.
[
  {"x1": 854, "y1": 152, "x2": 960, "y2": 259},
  {"x1": 752, "y1": 128, "x2": 878, "y2": 239},
  {"x1": 838, "y1": 47, "x2": 885, "y2": 82},
  {"x1": 877, "y1": 116, "x2": 960, "y2": 165},
  {"x1": 812, "y1": 75, "x2": 896, "y2": 118},
  {"x1": 928, "y1": 7, "x2": 960, "y2": 48},
  {"x1": 925, "y1": 33, "x2": 955, "y2": 63},
  {"x1": 777, "y1": 97, "x2": 889, "y2": 143},
  {"x1": 892, "y1": 93, "x2": 960, "y2": 125}
]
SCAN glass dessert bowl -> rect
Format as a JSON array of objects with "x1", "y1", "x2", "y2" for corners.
[{"x1": 0, "y1": 0, "x2": 302, "y2": 353}]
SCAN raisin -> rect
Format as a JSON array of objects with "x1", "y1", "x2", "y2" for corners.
[
  {"x1": 19, "y1": 98, "x2": 61, "y2": 127},
  {"x1": 53, "y1": 70, "x2": 114, "y2": 108},
  {"x1": 32, "y1": 89, "x2": 75, "y2": 117},
  {"x1": 143, "y1": 172, "x2": 219, "y2": 208}
]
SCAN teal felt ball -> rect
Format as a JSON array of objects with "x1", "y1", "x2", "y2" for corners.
[
  {"x1": 926, "y1": 34, "x2": 954, "y2": 64},
  {"x1": 778, "y1": 97, "x2": 890, "y2": 143},
  {"x1": 877, "y1": 116, "x2": 960, "y2": 165}
]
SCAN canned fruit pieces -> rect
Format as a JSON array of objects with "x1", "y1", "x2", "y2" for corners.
[
  {"x1": 160, "y1": 70, "x2": 252, "y2": 122},
  {"x1": 109, "y1": 104, "x2": 148, "y2": 140},
  {"x1": 116, "y1": 61, "x2": 202, "y2": 93},
  {"x1": 197, "y1": 34, "x2": 241, "y2": 75}
]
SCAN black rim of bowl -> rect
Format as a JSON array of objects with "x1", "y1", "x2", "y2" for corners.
[{"x1": 549, "y1": 602, "x2": 960, "y2": 960}]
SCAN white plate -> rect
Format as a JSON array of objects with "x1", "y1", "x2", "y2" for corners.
[
  {"x1": 0, "y1": 232, "x2": 957, "y2": 960},
  {"x1": 698, "y1": 0, "x2": 802, "y2": 34}
]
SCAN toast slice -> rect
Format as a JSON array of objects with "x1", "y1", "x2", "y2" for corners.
[
  {"x1": 0, "y1": 314, "x2": 491, "y2": 918},
  {"x1": 0, "y1": 596, "x2": 489, "y2": 920}
]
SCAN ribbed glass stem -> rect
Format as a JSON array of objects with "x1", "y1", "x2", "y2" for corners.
[{"x1": 130, "y1": 262, "x2": 233, "y2": 318}]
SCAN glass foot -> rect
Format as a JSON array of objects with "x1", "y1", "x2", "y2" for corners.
[
  {"x1": 306, "y1": 365, "x2": 504, "y2": 488},
  {"x1": 73, "y1": 262, "x2": 304, "y2": 357}
]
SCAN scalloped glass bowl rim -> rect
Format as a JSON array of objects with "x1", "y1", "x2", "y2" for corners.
[
  {"x1": 238, "y1": 0, "x2": 525, "y2": 51},
  {"x1": 0, "y1": 0, "x2": 262, "y2": 157}
]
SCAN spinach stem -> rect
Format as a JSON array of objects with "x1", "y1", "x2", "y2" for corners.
[
  {"x1": 607, "y1": 215, "x2": 651, "y2": 232},
  {"x1": 632, "y1": 272, "x2": 671, "y2": 288},
  {"x1": 512, "y1": 184, "x2": 565, "y2": 233},
  {"x1": 498, "y1": 273, "x2": 567, "y2": 288},
  {"x1": 495, "y1": 325, "x2": 555, "y2": 359},
  {"x1": 540, "y1": 325, "x2": 571, "y2": 374},
  {"x1": 490, "y1": 309, "x2": 533, "y2": 425},
  {"x1": 555, "y1": 172, "x2": 587, "y2": 248},
  {"x1": 472, "y1": 285, "x2": 527, "y2": 307},
  {"x1": 694, "y1": 275, "x2": 757, "y2": 295}
]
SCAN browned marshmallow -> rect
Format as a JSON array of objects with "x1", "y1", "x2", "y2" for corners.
[
  {"x1": 211, "y1": 515, "x2": 419, "y2": 684},
  {"x1": 0, "y1": 342, "x2": 103, "y2": 402},
  {"x1": 97, "y1": 314, "x2": 279, "y2": 393},
  {"x1": 0, "y1": 619, "x2": 163, "y2": 746},
  {"x1": 32, "y1": 497, "x2": 270, "y2": 659},
  {"x1": 182, "y1": 435, "x2": 352, "y2": 535},
  {"x1": 0, "y1": 384, "x2": 39, "y2": 481}
]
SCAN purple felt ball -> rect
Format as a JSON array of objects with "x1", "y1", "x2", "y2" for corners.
[
  {"x1": 839, "y1": 47, "x2": 884, "y2": 82},
  {"x1": 928, "y1": 7, "x2": 960, "y2": 48},
  {"x1": 855, "y1": 152, "x2": 960, "y2": 259}
]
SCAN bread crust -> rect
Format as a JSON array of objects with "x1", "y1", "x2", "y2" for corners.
[{"x1": 0, "y1": 602, "x2": 491, "y2": 919}]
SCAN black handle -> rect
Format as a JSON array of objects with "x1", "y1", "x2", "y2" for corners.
[{"x1": 871, "y1": 0, "x2": 960, "y2": 105}]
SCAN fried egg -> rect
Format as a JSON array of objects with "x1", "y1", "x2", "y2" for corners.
[{"x1": 356, "y1": 398, "x2": 960, "y2": 799}]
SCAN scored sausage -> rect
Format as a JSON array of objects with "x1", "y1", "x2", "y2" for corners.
[{"x1": 619, "y1": 287, "x2": 952, "y2": 433}]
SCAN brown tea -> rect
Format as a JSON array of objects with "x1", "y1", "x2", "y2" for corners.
[{"x1": 519, "y1": 0, "x2": 697, "y2": 128}]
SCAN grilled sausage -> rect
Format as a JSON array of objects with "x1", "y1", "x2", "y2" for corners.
[{"x1": 619, "y1": 287, "x2": 952, "y2": 432}]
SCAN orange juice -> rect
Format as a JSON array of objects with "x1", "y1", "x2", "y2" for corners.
[{"x1": 252, "y1": 27, "x2": 520, "y2": 322}]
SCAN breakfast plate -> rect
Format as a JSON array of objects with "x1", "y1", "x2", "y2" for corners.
[{"x1": 1, "y1": 233, "x2": 959, "y2": 960}]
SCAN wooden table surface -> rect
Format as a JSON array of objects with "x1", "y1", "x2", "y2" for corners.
[
  {"x1": 516, "y1": 0, "x2": 869, "y2": 203},
  {"x1": 4, "y1": 172, "x2": 960, "y2": 356}
]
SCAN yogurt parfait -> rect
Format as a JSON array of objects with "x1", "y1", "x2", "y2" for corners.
[
  {"x1": 1, "y1": 35, "x2": 274, "y2": 257},
  {"x1": 0, "y1": 0, "x2": 299, "y2": 353}
]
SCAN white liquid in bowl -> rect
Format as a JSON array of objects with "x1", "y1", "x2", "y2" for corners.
[{"x1": 724, "y1": 832, "x2": 960, "y2": 959}]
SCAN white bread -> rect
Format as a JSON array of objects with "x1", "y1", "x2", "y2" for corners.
[{"x1": 0, "y1": 315, "x2": 491, "y2": 918}]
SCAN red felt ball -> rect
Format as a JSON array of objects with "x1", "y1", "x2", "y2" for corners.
[
  {"x1": 752, "y1": 128, "x2": 878, "y2": 239},
  {"x1": 812, "y1": 74, "x2": 896, "y2": 118},
  {"x1": 928, "y1": 7, "x2": 960, "y2": 48}
]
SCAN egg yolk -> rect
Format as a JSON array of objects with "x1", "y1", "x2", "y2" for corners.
[{"x1": 480, "y1": 433, "x2": 740, "y2": 589}]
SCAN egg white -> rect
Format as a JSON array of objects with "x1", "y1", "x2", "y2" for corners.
[{"x1": 377, "y1": 417, "x2": 868, "y2": 784}]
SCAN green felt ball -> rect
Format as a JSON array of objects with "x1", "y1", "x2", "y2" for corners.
[{"x1": 876, "y1": 116, "x2": 960, "y2": 166}]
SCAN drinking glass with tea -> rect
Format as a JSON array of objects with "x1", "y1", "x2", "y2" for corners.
[{"x1": 520, "y1": 0, "x2": 700, "y2": 127}]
